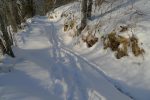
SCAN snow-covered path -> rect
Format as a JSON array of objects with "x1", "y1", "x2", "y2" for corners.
[{"x1": 0, "y1": 17, "x2": 132, "y2": 100}]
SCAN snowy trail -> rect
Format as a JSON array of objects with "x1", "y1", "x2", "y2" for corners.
[{"x1": 0, "y1": 17, "x2": 132, "y2": 100}]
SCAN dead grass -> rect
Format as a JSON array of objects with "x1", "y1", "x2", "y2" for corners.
[
  {"x1": 63, "y1": 18, "x2": 76, "y2": 32},
  {"x1": 82, "y1": 33, "x2": 98, "y2": 48},
  {"x1": 120, "y1": 26, "x2": 128, "y2": 32},
  {"x1": 61, "y1": 13, "x2": 68, "y2": 18},
  {"x1": 64, "y1": 23, "x2": 69, "y2": 32},
  {"x1": 130, "y1": 35, "x2": 145, "y2": 56},
  {"x1": 102, "y1": 31, "x2": 120, "y2": 51},
  {"x1": 102, "y1": 31, "x2": 144, "y2": 59},
  {"x1": 48, "y1": 15, "x2": 54, "y2": 19}
]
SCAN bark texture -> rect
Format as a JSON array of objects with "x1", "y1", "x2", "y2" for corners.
[{"x1": 78, "y1": 0, "x2": 93, "y2": 35}]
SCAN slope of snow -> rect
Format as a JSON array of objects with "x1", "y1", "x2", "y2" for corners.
[
  {"x1": 51, "y1": 0, "x2": 150, "y2": 100},
  {"x1": 0, "y1": 16, "x2": 132, "y2": 100}
]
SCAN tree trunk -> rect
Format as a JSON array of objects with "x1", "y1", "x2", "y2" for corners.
[
  {"x1": 7, "y1": 0, "x2": 18, "y2": 32},
  {"x1": 0, "y1": 14, "x2": 15, "y2": 57},
  {"x1": 81, "y1": 0, "x2": 88, "y2": 30},
  {"x1": 78, "y1": 0, "x2": 88, "y2": 35},
  {"x1": 87, "y1": 0, "x2": 93, "y2": 19}
]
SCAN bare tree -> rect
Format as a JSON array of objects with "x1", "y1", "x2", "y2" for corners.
[
  {"x1": 87, "y1": 0, "x2": 93, "y2": 19},
  {"x1": 78, "y1": 0, "x2": 93, "y2": 35}
]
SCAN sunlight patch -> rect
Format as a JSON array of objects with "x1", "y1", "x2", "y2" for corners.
[{"x1": 88, "y1": 90, "x2": 106, "y2": 100}]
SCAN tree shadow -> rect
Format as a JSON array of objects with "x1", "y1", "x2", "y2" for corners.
[
  {"x1": 110, "y1": 78, "x2": 150, "y2": 100},
  {"x1": 92, "y1": 0, "x2": 140, "y2": 20}
]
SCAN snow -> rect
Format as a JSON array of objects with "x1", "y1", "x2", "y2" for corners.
[
  {"x1": 53, "y1": 1, "x2": 150, "y2": 100},
  {"x1": 1, "y1": 0, "x2": 150, "y2": 100},
  {"x1": 0, "y1": 16, "x2": 132, "y2": 100}
]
